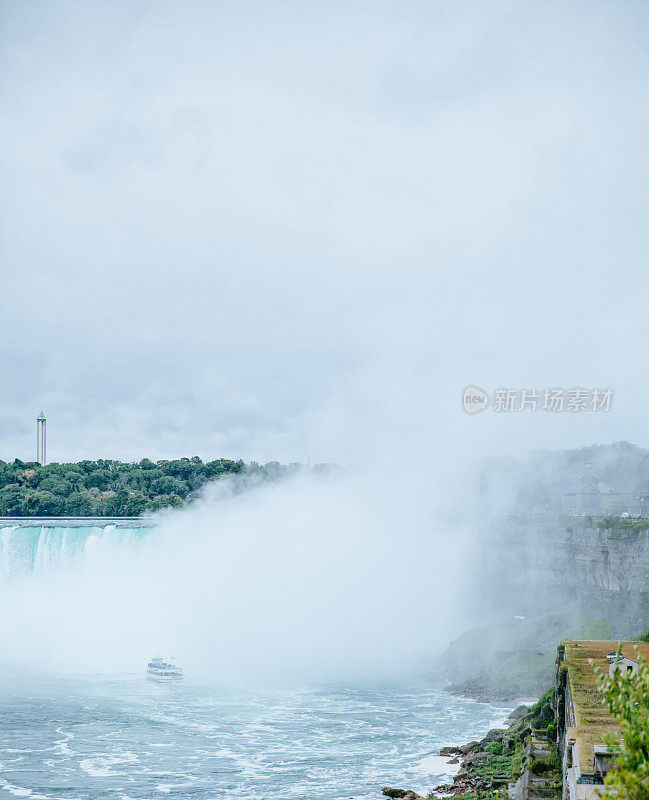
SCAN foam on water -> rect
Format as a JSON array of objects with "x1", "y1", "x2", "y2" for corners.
[
  {"x1": 0, "y1": 508, "x2": 497, "y2": 799},
  {"x1": 0, "y1": 671, "x2": 512, "y2": 800}
]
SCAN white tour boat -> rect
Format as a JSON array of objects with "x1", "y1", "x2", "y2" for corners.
[{"x1": 146, "y1": 656, "x2": 184, "y2": 682}]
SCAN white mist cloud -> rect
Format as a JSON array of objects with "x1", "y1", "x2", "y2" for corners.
[
  {"x1": 0, "y1": 471, "x2": 473, "y2": 681},
  {"x1": 1, "y1": 1, "x2": 649, "y2": 464}
]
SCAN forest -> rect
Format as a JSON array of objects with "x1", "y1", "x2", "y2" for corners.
[{"x1": 0, "y1": 457, "x2": 297, "y2": 516}]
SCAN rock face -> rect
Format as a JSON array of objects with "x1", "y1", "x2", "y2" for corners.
[
  {"x1": 477, "y1": 519, "x2": 649, "y2": 635},
  {"x1": 439, "y1": 746, "x2": 463, "y2": 757}
]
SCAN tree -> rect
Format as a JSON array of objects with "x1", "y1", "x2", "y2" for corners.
[
  {"x1": 151, "y1": 476, "x2": 188, "y2": 497},
  {"x1": 597, "y1": 651, "x2": 649, "y2": 800},
  {"x1": 124, "y1": 490, "x2": 148, "y2": 516},
  {"x1": 0, "y1": 454, "x2": 291, "y2": 516},
  {"x1": 21, "y1": 490, "x2": 63, "y2": 516},
  {"x1": 0, "y1": 484, "x2": 24, "y2": 515},
  {"x1": 64, "y1": 490, "x2": 96, "y2": 516},
  {"x1": 104, "y1": 488, "x2": 130, "y2": 516}
]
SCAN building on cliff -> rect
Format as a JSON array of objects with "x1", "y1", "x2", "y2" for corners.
[
  {"x1": 555, "y1": 640, "x2": 649, "y2": 800},
  {"x1": 557, "y1": 470, "x2": 644, "y2": 516}
]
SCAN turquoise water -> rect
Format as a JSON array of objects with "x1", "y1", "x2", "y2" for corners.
[
  {"x1": 0, "y1": 525, "x2": 150, "y2": 577},
  {"x1": 0, "y1": 670, "x2": 510, "y2": 800}
]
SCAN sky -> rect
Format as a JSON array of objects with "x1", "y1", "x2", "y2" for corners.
[{"x1": 2, "y1": 0, "x2": 649, "y2": 467}]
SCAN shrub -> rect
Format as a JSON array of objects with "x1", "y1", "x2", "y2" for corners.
[{"x1": 529, "y1": 757, "x2": 556, "y2": 776}]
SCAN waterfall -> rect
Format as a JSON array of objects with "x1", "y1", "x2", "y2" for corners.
[{"x1": 0, "y1": 524, "x2": 152, "y2": 578}]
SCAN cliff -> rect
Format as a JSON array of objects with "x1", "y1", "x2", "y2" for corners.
[{"x1": 477, "y1": 517, "x2": 649, "y2": 637}]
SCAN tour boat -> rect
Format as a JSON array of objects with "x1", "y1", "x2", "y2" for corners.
[{"x1": 146, "y1": 656, "x2": 184, "y2": 682}]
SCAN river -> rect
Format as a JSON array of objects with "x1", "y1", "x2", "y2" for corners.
[{"x1": 0, "y1": 522, "x2": 509, "y2": 799}]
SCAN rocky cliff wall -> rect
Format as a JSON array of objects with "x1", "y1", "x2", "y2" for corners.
[{"x1": 478, "y1": 518, "x2": 649, "y2": 636}]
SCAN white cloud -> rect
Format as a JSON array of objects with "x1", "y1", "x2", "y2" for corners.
[{"x1": 1, "y1": 0, "x2": 649, "y2": 464}]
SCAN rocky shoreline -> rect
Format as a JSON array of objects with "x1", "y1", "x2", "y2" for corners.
[
  {"x1": 431, "y1": 706, "x2": 528, "y2": 796},
  {"x1": 444, "y1": 682, "x2": 531, "y2": 704},
  {"x1": 380, "y1": 693, "x2": 560, "y2": 799}
]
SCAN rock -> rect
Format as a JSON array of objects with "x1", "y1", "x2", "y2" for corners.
[
  {"x1": 505, "y1": 705, "x2": 528, "y2": 725},
  {"x1": 380, "y1": 789, "x2": 423, "y2": 800},
  {"x1": 482, "y1": 728, "x2": 506, "y2": 743},
  {"x1": 439, "y1": 746, "x2": 463, "y2": 757}
]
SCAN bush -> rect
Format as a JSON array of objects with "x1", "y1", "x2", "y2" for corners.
[
  {"x1": 597, "y1": 652, "x2": 649, "y2": 800},
  {"x1": 529, "y1": 757, "x2": 556, "y2": 776},
  {"x1": 528, "y1": 688, "x2": 555, "y2": 729}
]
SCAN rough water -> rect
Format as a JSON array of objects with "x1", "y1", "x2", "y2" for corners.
[
  {"x1": 0, "y1": 670, "x2": 510, "y2": 800},
  {"x1": 0, "y1": 523, "x2": 511, "y2": 799}
]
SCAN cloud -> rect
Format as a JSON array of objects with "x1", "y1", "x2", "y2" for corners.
[{"x1": 1, "y1": 0, "x2": 649, "y2": 464}]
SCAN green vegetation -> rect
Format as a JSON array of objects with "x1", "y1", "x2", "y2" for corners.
[
  {"x1": 472, "y1": 753, "x2": 518, "y2": 778},
  {"x1": 0, "y1": 457, "x2": 305, "y2": 516},
  {"x1": 634, "y1": 629, "x2": 649, "y2": 643},
  {"x1": 596, "y1": 516, "x2": 649, "y2": 532},
  {"x1": 427, "y1": 793, "x2": 509, "y2": 800},
  {"x1": 559, "y1": 640, "x2": 639, "y2": 770},
  {"x1": 527, "y1": 688, "x2": 555, "y2": 729},
  {"x1": 424, "y1": 692, "x2": 557, "y2": 800},
  {"x1": 441, "y1": 613, "x2": 613, "y2": 700},
  {"x1": 597, "y1": 652, "x2": 649, "y2": 800},
  {"x1": 528, "y1": 754, "x2": 559, "y2": 777}
]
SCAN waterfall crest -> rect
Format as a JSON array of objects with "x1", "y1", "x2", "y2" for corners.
[{"x1": 0, "y1": 524, "x2": 151, "y2": 577}]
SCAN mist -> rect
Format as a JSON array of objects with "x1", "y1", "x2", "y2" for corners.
[
  {"x1": 2, "y1": 0, "x2": 649, "y2": 466},
  {"x1": 0, "y1": 469, "x2": 473, "y2": 682},
  {"x1": 1, "y1": 0, "x2": 648, "y2": 689}
]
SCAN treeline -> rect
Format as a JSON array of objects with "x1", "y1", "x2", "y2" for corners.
[{"x1": 0, "y1": 457, "x2": 301, "y2": 517}]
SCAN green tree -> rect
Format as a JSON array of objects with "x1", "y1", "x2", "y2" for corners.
[
  {"x1": 21, "y1": 490, "x2": 63, "y2": 516},
  {"x1": 64, "y1": 490, "x2": 96, "y2": 516},
  {"x1": 0, "y1": 484, "x2": 24, "y2": 515},
  {"x1": 148, "y1": 494, "x2": 183, "y2": 511},
  {"x1": 597, "y1": 651, "x2": 649, "y2": 800},
  {"x1": 0, "y1": 455, "x2": 295, "y2": 516},
  {"x1": 151, "y1": 476, "x2": 188, "y2": 497},
  {"x1": 124, "y1": 490, "x2": 148, "y2": 516}
]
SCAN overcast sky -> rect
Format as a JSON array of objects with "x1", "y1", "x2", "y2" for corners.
[{"x1": 1, "y1": 1, "x2": 649, "y2": 466}]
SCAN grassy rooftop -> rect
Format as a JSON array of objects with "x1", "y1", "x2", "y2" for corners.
[{"x1": 561, "y1": 640, "x2": 649, "y2": 771}]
